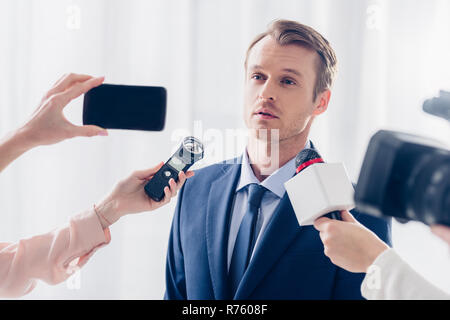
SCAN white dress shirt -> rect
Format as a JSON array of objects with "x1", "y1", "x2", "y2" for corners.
[{"x1": 227, "y1": 142, "x2": 310, "y2": 270}]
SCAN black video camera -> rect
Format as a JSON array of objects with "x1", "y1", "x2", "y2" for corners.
[{"x1": 355, "y1": 92, "x2": 450, "y2": 226}]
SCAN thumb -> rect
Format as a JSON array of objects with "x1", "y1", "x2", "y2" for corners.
[
  {"x1": 313, "y1": 216, "x2": 331, "y2": 231},
  {"x1": 341, "y1": 210, "x2": 358, "y2": 223},
  {"x1": 72, "y1": 125, "x2": 108, "y2": 137},
  {"x1": 134, "y1": 162, "x2": 165, "y2": 180}
]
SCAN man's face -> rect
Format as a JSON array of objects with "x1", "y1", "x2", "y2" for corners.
[{"x1": 243, "y1": 36, "x2": 329, "y2": 142}]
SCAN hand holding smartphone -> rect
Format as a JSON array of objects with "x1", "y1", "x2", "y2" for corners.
[{"x1": 83, "y1": 84, "x2": 166, "y2": 131}]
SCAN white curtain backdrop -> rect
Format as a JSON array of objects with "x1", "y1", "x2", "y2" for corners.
[{"x1": 0, "y1": 0, "x2": 449, "y2": 299}]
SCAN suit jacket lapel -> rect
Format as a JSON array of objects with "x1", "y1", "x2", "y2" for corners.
[
  {"x1": 234, "y1": 193, "x2": 300, "y2": 299},
  {"x1": 205, "y1": 160, "x2": 241, "y2": 300}
]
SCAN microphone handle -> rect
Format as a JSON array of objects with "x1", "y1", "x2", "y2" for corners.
[{"x1": 325, "y1": 210, "x2": 342, "y2": 221}]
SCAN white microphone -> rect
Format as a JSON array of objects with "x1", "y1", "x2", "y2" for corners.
[{"x1": 284, "y1": 148, "x2": 355, "y2": 226}]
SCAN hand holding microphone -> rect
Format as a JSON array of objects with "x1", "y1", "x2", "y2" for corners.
[
  {"x1": 284, "y1": 148, "x2": 390, "y2": 272},
  {"x1": 313, "y1": 210, "x2": 390, "y2": 273}
]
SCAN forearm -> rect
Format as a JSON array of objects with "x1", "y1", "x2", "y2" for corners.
[
  {"x1": 0, "y1": 209, "x2": 110, "y2": 298},
  {"x1": 0, "y1": 127, "x2": 37, "y2": 173}
]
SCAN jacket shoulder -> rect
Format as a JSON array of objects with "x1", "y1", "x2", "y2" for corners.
[
  {"x1": 178, "y1": 158, "x2": 240, "y2": 196},
  {"x1": 186, "y1": 158, "x2": 241, "y2": 183}
]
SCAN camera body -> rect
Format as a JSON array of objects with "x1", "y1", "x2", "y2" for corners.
[{"x1": 355, "y1": 130, "x2": 450, "y2": 226}]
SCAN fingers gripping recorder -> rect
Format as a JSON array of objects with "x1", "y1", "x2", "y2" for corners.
[{"x1": 145, "y1": 137, "x2": 204, "y2": 202}]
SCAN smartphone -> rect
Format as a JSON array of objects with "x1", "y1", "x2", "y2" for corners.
[{"x1": 83, "y1": 83, "x2": 166, "y2": 131}]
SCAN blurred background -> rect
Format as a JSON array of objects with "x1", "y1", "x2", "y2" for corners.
[{"x1": 0, "y1": 0, "x2": 449, "y2": 299}]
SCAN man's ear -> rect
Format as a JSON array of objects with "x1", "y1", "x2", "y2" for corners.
[{"x1": 312, "y1": 89, "x2": 331, "y2": 116}]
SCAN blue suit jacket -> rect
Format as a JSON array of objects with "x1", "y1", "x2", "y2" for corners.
[{"x1": 165, "y1": 157, "x2": 392, "y2": 300}]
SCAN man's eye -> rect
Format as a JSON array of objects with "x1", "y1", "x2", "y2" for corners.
[
  {"x1": 251, "y1": 74, "x2": 263, "y2": 80},
  {"x1": 282, "y1": 78, "x2": 296, "y2": 85}
]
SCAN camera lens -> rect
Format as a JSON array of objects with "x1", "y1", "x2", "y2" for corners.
[
  {"x1": 355, "y1": 130, "x2": 450, "y2": 227},
  {"x1": 407, "y1": 152, "x2": 450, "y2": 225}
]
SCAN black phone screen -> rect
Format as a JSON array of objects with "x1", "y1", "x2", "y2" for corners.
[{"x1": 83, "y1": 83, "x2": 166, "y2": 131}]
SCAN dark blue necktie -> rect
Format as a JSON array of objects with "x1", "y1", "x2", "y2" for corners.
[{"x1": 229, "y1": 183, "x2": 267, "y2": 297}]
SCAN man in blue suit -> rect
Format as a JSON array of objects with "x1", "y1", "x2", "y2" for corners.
[{"x1": 165, "y1": 19, "x2": 391, "y2": 300}]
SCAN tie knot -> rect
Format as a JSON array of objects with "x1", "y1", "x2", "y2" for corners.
[{"x1": 247, "y1": 184, "x2": 266, "y2": 207}]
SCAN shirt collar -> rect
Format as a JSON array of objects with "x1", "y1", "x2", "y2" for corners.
[{"x1": 236, "y1": 140, "x2": 311, "y2": 198}]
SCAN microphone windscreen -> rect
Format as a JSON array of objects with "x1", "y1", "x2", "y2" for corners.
[
  {"x1": 295, "y1": 148, "x2": 323, "y2": 168},
  {"x1": 285, "y1": 163, "x2": 355, "y2": 226}
]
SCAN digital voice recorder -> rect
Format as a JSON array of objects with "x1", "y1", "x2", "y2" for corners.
[{"x1": 144, "y1": 136, "x2": 204, "y2": 202}]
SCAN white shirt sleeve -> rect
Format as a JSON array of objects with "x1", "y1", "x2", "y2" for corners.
[{"x1": 361, "y1": 248, "x2": 450, "y2": 300}]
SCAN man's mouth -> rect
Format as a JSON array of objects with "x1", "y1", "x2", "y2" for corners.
[{"x1": 254, "y1": 108, "x2": 279, "y2": 119}]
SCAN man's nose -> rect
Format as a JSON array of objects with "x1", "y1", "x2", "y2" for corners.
[{"x1": 258, "y1": 79, "x2": 277, "y2": 101}]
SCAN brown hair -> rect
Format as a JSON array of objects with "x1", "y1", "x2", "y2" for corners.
[{"x1": 245, "y1": 19, "x2": 338, "y2": 101}]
